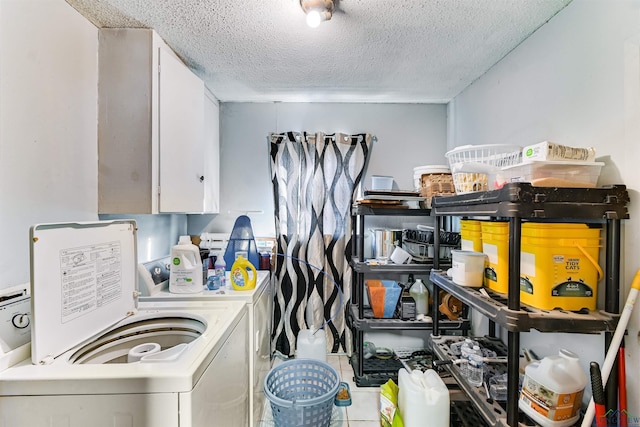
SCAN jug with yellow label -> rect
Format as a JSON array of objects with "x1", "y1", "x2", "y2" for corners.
[{"x1": 230, "y1": 255, "x2": 257, "y2": 290}]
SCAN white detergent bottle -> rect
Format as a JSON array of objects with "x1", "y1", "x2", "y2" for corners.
[
  {"x1": 398, "y1": 368, "x2": 449, "y2": 427},
  {"x1": 169, "y1": 235, "x2": 203, "y2": 294},
  {"x1": 518, "y1": 349, "x2": 587, "y2": 427}
]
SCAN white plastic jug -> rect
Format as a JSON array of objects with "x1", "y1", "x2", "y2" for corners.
[
  {"x1": 409, "y1": 279, "x2": 429, "y2": 316},
  {"x1": 169, "y1": 235, "x2": 203, "y2": 294},
  {"x1": 398, "y1": 368, "x2": 449, "y2": 427},
  {"x1": 296, "y1": 329, "x2": 326, "y2": 362},
  {"x1": 518, "y1": 349, "x2": 587, "y2": 427}
]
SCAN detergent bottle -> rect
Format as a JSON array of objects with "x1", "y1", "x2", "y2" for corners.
[
  {"x1": 214, "y1": 252, "x2": 227, "y2": 289},
  {"x1": 230, "y1": 255, "x2": 257, "y2": 290},
  {"x1": 518, "y1": 349, "x2": 587, "y2": 427},
  {"x1": 169, "y1": 236, "x2": 203, "y2": 294}
]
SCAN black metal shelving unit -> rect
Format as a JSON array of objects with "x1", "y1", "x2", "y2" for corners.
[
  {"x1": 429, "y1": 183, "x2": 629, "y2": 427},
  {"x1": 349, "y1": 205, "x2": 469, "y2": 387},
  {"x1": 432, "y1": 335, "x2": 512, "y2": 427}
]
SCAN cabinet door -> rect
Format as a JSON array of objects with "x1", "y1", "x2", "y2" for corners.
[
  {"x1": 158, "y1": 46, "x2": 205, "y2": 213},
  {"x1": 203, "y1": 92, "x2": 220, "y2": 213}
]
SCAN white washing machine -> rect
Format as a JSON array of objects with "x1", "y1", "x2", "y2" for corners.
[
  {"x1": 139, "y1": 261, "x2": 272, "y2": 427},
  {"x1": 0, "y1": 220, "x2": 249, "y2": 427}
]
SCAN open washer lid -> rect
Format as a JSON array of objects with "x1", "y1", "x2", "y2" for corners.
[{"x1": 29, "y1": 220, "x2": 138, "y2": 365}]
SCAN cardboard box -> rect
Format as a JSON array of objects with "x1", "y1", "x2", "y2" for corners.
[{"x1": 522, "y1": 141, "x2": 596, "y2": 162}]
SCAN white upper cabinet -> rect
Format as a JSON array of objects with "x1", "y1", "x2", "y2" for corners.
[
  {"x1": 98, "y1": 28, "x2": 218, "y2": 214},
  {"x1": 203, "y1": 91, "x2": 220, "y2": 214}
]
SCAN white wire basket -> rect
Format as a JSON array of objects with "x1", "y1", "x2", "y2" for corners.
[{"x1": 445, "y1": 144, "x2": 522, "y2": 194}]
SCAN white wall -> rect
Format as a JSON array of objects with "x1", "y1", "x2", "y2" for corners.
[
  {"x1": 1, "y1": 1, "x2": 448, "y2": 288},
  {"x1": 0, "y1": 0, "x2": 99, "y2": 289},
  {"x1": 0, "y1": 0, "x2": 190, "y2": 290},
  {"x1": 187, "y1": 102, "x2": 448, "y2": 237},
  {"x1": 450, "y1": 0, "x2": 640, "y2": 413}
]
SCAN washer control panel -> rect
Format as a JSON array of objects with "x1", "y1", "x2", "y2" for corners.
[{"x1": 0, "y1": 286, "x2": 31, "y2": 353}]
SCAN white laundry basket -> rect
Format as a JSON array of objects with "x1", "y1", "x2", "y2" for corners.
[{"x1": 445, "y1": 144, "x2": 521, "y2": 193}]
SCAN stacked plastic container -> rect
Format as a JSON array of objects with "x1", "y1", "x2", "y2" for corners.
[
  {"x1": 481, "y1": 221, "x2": 510, "y2": 294},
  {"x1": 501, "y1": 141, "x2": 603, "y2": 188},
  {"x1": 365, "y1": 280, "x2": 402, "y2": 318},
  {"x1": 460, "y1": 219, "x2": 483, "y2": 252},
  {"x1": 456, "y1": 218, "x2": 602, "y2": 311},
  {"x1": 413, "y1": 165, "x2": 456, "y2": 207}
]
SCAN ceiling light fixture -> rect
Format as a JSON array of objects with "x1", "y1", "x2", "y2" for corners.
[{"x1": 300, "y1": 0, "x2": 334, "y2": 28}]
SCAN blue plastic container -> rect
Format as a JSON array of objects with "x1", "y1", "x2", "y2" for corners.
[{"x1": 223, "y1": 215, "x2": 259, "y2": 270}]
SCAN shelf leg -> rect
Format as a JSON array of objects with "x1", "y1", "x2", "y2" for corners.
[
  {"x1": 507, "y1": 217, "x2": 522, "y2": 427},
  {"x1": 357, "y1": 214, "x2": 364, "y2": 261},
  {"x1": 605, "y1": 219, "x2": 622, "y2": 411},
  {"x1": 357, "y1": 273, "x2": 364, "y2": 318},
  {"x1": 432, "y1": 216, "x2": 442, "y2": 337},
  {"x1": 507, "y1": 217, "x2": 522, "y2": 310},
  {"x1": 432, "y1": 282, "x2": 441, "y2": 337},
  {"x1": 507, "y1": 331, "x2": 520, "y2": 427},
  {"x1": 434, "y1": 216, "x2": 441, "y2": 270},
  {"x1": 356, "y1": 329, "x2": 364, "y2": 379}
]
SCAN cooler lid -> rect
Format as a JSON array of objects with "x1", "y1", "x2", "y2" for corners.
[{"x1": 29, "y1": 220, "x2": 138, "y2": 364}]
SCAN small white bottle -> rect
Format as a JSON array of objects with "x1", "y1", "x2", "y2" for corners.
[
  {"x1": 169, "y1": 236, "x2": 203, "y2": 294},
  {"x1": 214, "y1": 252, "x2": 227, "y2": 289}
]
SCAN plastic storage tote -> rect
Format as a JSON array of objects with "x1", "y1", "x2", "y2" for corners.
[
  {"x1": 520, "y1": 223, "x2": 602, "y2": 311},
  {"x1": 460, "y1": 219, "x2": 483, "y2": 252},
  {"x1": 481, "y1": 221, "x2": 510, "y2": 294},
  {"x1": 501, "y1": 160, "x2": 603, "y2": 188}
]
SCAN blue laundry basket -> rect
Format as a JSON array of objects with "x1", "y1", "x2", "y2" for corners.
[{"x1": 264, "y1": 359, "x2": 340, "y2": 427}]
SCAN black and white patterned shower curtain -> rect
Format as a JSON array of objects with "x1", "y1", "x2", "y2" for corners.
[{"x1": 269, "y1": 132, "x2": 372, "y2": 356}]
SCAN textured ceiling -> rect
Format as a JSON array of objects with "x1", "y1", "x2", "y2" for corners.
[{"x1": 65, "y1": 0, "x2": 571, "y2": 103}]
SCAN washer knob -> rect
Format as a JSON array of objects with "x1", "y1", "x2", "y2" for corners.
[{"x1": 12, "y1": 313, "x2": 30, "y2": 329}]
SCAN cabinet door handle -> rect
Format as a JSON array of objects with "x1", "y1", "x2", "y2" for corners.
[{"x1": 199, "y1": 175, "x2": 204, "y2": 182}]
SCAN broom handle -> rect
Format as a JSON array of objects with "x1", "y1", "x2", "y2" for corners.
[
  {"x1": 618, "y1": 344, "x2": 628, "y2": 427},
  {"x1": 580, "y1": 269, "x2": 640, "y2": 427}
]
